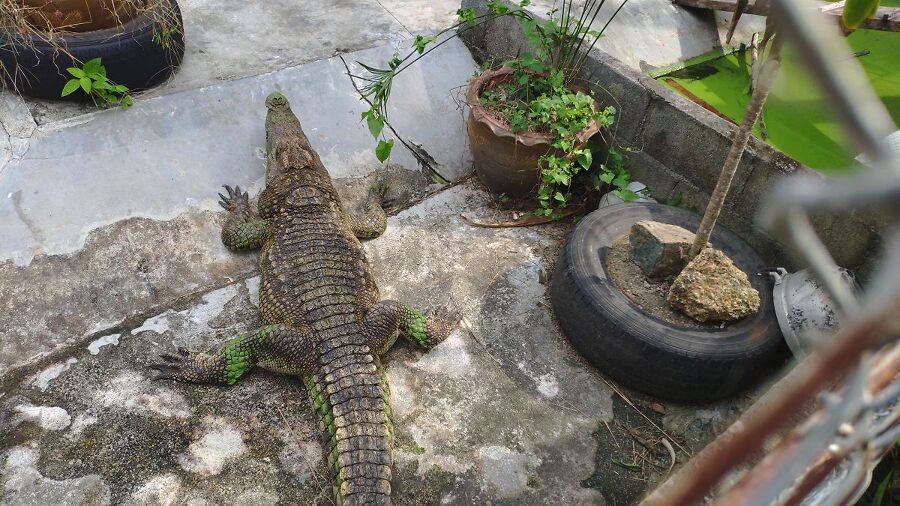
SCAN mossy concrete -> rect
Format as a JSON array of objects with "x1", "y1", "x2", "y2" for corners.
[{"x1": 1, "y1": 182, "x2": 759, "y2": 505}]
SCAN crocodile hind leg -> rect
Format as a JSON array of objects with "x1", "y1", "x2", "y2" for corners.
[
  {"x1": 219, "y1": 184, "x2": 270, "y2": 251},
  {"x1": 363, "y1": 300, "x2": 460, "y2": 353},
  {"x1": 146, "y1": 324, "x2": 317, "y2": 384}
]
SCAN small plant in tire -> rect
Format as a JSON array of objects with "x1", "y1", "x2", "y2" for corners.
[
  {"x1": 61, "y1": 58, "x2": 133, "y2": 109},
  {"x1": 0, "y1": 0, "x2": 185, "y2": 100}
]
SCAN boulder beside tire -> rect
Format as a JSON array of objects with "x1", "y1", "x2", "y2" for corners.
[
  {"x1": 549, "y1": 203, "x2": 786, "y2": 402},
  {"x1": 1, "y1": 0, "x2": 185, "y2": 100}
]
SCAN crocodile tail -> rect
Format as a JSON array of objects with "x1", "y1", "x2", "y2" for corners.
[{"x1": 305, "y1": 353, "x2": 393, "y2": 506}]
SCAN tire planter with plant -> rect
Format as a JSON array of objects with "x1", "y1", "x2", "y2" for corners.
[
  {"x1": 1, "y1": 0, "x2": 185, "y2": 100},
  {"x1": 465, "y1": 67, "x2": 601, "y2": 197},
  {"x1": 549, "y1": 202, "x2": 786, "y2": 402}
]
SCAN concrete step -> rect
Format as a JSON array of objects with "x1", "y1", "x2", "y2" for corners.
[{"x1": 0, "y1": 37, "x2": 477, "y2": 378}]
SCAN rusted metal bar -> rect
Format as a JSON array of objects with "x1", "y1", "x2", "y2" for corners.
[
  {"x1": 714, "y1": 343, "x2": 900, "y2": 506},
  {"x1": 640, "y1": 306, "x2": 898, "y2": 505}
]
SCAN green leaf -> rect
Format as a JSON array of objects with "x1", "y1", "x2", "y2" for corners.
[
  {"x1": 91, "y1": 81, "x2": 111, "y2": 90},
  {"x1": 61, "y1": 79, "x2": 81, "y2": 97},
  {"x1": 615, "y1": 189, "x2": 640, "y2": 202},
  {"x1": 79, "y1": 77, "x2": 92, "y2": 93},
  {"x1": 122, "y1": 95, "x2": 133, "y2": 110},
  {"x1": 375, "y1": 138, "x2": 394, "y2": 162},
  {"x1": 82, "y1": 58, "x2": 103, "y2": 76},
  {"x1": 114, "y1": 84, "x2": 129, "y2": 93},
  {"x1": 554, "y1": 191, "x2": 566, "y2": 202},
  {"x1": 413, "y1": 34, "x2": 437, "y2": 54},
  {"x1": 487, "y1": 0, "x2": 509, "y2": 14},
  {"x1": 388, "y1": 53, "x2": 403, "y2": 70},
  {"x1": 456, "y1": 7, "x2": 476, "y2": 24},
  {"x1": 66, "y1": 67, "x2": 86, "y2": 78},
  {"x1": 872, "y1": 470, "x2": 893, "y2": 506},
  {"x1": 842, "y1": 0, "x2": 881, "y2": 30},
  {"x1": 366, "y1": 113, "x2": 384, "y2": 138}
]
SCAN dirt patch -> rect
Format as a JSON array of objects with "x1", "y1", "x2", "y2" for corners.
[{"x1": 606, "y1": 236, "x2": 719, "y2": 330}]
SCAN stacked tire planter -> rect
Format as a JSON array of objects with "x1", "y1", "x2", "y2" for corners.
[
  {"x1": 1, "y1": 0, "x2": 185, "y2": 100},
  {"x1": 549, "y1": 203, "x2": 786, "y2": 402}
]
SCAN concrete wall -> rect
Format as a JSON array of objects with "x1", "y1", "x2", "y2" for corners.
[
  {"x1": 460, "y1": 0, "x2": 884, "y2": 272},
  {"x1": 524, "y1": 0, "x2": 765, "y2": 72}
]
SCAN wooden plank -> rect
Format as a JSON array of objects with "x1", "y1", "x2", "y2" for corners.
[
  {"x1": 673, "y1": 0, "x2": 900, "y2": 32},
  {"x1": 672, "y1": 0, "x2": 768, "y2": 16}
]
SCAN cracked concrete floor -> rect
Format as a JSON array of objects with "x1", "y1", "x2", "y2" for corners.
[
  {"x1": 1, "y1": 1, "x2": 765, "y2": 503},
  {"x1": 0, "y1": 182, "x2": 761, "y2": 505}
]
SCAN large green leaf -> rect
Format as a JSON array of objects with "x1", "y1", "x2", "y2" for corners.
[
  {"x1": 375, "y1": 139, "x2": 394, "y2": 162},
  {"x1": 366, "y1": 112, "x2": 384, "y2": 138},
  {"x1": 61, "y1": 79, "x2": 81, "y2": 97},
  {"x1": 843, "y1": 0, "x2": 881, "y2": 30}
]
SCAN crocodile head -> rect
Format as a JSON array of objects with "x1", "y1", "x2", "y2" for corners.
[
  {"x1": 266, "y1": 91, "x2": 290, "y2": 111},
  {"x1": 264, "y1": 91, "x2": 314, "y2": 174}
]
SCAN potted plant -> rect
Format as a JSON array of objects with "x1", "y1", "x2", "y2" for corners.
[
  {"x1": 355, "y1": 0, "x2": 636, "y2": 218},
  {"x1": 1, "y1": 0, "x2": 185, "y2": 103}
]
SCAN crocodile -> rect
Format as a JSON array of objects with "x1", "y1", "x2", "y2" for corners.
[{"x1": 147, "y1": 91, "x2": 458, "y2": 506}]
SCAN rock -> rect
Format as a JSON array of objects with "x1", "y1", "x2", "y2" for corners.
[
  {"x1": 629, "y1": 220, "x2": 695, "y2": 279},
  {"x1": 667, "y1": 248, "x2": 760, "y2": 323}
]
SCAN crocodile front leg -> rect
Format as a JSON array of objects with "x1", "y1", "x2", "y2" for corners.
[
  {"x1": 363, "y1": 300, "x2": 459, "y2": 353},
  {"x1": 219, "y1": 185, "x2": 270, "y2": 251},
  {"x1": 146, "y1": 324, "x2": 317, "y2": 384}
]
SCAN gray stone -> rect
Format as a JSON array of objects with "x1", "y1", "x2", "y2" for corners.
[
  {"x1": 667, "y1": 248, "x2": 761, "y2": 323},
  {"x1": 629, "y1": 220, "x2": 695, "y2": 279}
]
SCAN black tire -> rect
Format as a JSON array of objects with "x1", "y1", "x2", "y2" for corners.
[
  {"x1": 1, "y1": 0, "x2": 185, "y2": 100},
  {"x1": 550, "y1": 203, "x2": 785, "y2": 402}
]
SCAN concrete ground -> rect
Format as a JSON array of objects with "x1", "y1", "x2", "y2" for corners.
[{"x1": 1, "y1": 0, "x2": 768, "y2": 504}]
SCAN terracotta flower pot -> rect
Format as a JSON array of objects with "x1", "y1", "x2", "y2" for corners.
[{"x1": 465, "y1": 67, "x2": 602, "y2": 197}]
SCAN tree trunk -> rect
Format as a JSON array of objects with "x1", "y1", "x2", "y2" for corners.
[{"x1": 687, "y1": 45, "x2": 782, "y2": 260}]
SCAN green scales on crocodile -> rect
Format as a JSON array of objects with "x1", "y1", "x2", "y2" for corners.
[{"x1": 147, "y1": 92, "x2": 459, "y2": 506}]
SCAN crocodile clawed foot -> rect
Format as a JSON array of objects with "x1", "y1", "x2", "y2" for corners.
[
  {"x1": 422, "y1": 305, "x2": 461, "y2": 348},
  {"x1": 218, "y1": 184, "x2": 251, "y2": 212},
  {"x1": 146, "y1": 348, "x2": 198, "y2": 382}
]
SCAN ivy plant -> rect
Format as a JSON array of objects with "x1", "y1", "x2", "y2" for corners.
[{"x1": 61, "y1": 58, "x2": 133, "y2": 110}]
